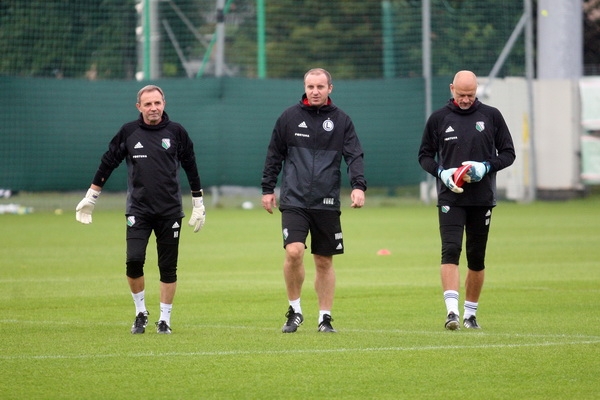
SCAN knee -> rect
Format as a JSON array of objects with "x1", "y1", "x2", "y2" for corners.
[
  {"x1": 441, "y1": 242, "x2": 462, "y2": 265},
  {"x1": 126, "y1": 260, "x2": 144, "y2": 279},
  {"x1": 285, "y1": 242, "x2": 305, "y2": 262}
]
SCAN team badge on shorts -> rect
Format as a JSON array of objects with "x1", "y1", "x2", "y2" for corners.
[
  {"x1": 127, "y1": 216, "x2": 136, "y2": 226},
  {"x1": 282, "y1": 228, "x2": 289, "y2": 240}
]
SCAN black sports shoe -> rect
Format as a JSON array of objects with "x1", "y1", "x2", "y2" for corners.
[
  {"x1": 463, "y1": 315, "x2": 481, "y2": 329},
  {"x1": 317, "y1": 314, "x2": 337, "y2": 333},
  {"x1": 445, "y1": 312, "x2": 460, "y2": 330},
  {"x1": 282, "y1": 306, "x2": 303, "y2": 333},
  {"x1": 131, "y1": 311, "x2": 149, "y2": 334},
  {"x1": 156, "y1": 320, "x2": 172, "y2": 334}
]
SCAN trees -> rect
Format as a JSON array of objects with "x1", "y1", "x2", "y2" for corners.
[
  {"x1": 0, "y1": 0, "x2": 136, "y2": 79},
  {"x1": 1, "y1": 0, "x2": 598, "y2": 80}
]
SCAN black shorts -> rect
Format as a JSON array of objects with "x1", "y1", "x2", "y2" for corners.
[
  {"x1": 125, "y1": 215, "x2": 182, "y2": 268},
  {"x1": 281, "y1": 208, "x2": 343, "y2": 256},
  {"x1": 438, "y1": 205, "x2": 492, "y2": 269}
]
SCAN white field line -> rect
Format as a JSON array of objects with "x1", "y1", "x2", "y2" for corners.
[
  {"x1": 1, "y1": 319, "x2": 599, "y2": 361},
  {"x1": 3, "y1": 340, "x2": 600, "y2": 361}
]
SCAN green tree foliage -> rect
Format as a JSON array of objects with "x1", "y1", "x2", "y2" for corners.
[{"x1": 0, "y1": 0, "x2": 136, "y2": 79}]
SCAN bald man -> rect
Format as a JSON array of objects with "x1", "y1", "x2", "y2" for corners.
[{"x1": 418, "y1": 70, "x2": 516, "y2": 330}]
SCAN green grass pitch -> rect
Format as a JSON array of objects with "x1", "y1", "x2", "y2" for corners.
[{"x1": 0, "y1": 191, "x2": 599, "y2": 399}]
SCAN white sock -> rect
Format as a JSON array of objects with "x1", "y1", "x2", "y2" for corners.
[
  {"x1": 289, "y1": 298, "x2": 302, "y2": 315},
  {"x1": 464, "y1": 301, "x2": 478, "y2": 319},
  {"x1": 159, "y1": 302, "x2": 172, "y2": 325},
  {"x1": 443, "y1": 290, "x2": 459, "y2": 316},
  {"x1": 318, "y1": 310, "x2": 331, "y2": 324},
  {"x1": 131, "y1": 290, "x2": 146, "y2": 314}
]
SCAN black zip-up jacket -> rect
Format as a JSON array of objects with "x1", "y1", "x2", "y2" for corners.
[
  {"x1": 92, "y1": 112, "x2": 202, "y2": 218},
  {"x1": 418, "y1": 98, "x2": 515, "y2": 206},
  {"x1": 261, "y1": 94, "x2": 367, "y2": 211}
]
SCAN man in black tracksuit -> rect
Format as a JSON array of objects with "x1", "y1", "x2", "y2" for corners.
[
  {"x1": 261, "y1": 68, "x2": 367, "y2": 333},
  {"x1": 75, "y1": 85, "x2": 206, "y2": 335},
  {"x1": 418, "y1": 70, "x2": 515, "y2": 330}
]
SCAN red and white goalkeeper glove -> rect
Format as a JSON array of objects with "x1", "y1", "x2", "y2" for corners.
[
  {"x1": 75, "y1": 188, "x2": 101, "y2": 224},
  {"x1": 188, "y1": 196, "x2": 206, "y2": 233}
]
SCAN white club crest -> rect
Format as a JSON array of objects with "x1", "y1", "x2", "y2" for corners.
[
  {"x1": 322, "y1": 119, "x2": 334, "y2": 132},
  {"x1": 162, "y1": 139, "x2": 171, "y2": 149}
]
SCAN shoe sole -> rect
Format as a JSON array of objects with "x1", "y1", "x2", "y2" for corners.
[{"x1": 445, "y1": 320, "x2": 460, "y2": 330}]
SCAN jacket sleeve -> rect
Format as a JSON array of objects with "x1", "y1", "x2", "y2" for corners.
[
  {"x1": 178, "y1": 125, "x2": 202, "y2": 192},
  {"x1": 343, "y1": 118, "x2": 367, "y2": 191},
  {"x1": 92, "y1": 126, "x2": 129, "y2": 187},
  {"x1": 261, "y1": 116, "x2": 287, "y2": 194},
  {"x1": 488, "y1": 109, "x2": 516, "y2": 173},
  {"x1": 418, "y1": 116, "x2": 441, "y2": 177}
]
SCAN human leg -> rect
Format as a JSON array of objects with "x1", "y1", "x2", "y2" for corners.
[
  {"x1": 155, "y1": 218, "x2": 181, "y2": 333},
  {"x1": 438, "y1": 206, "x2": 466, "y2": 329},
  {"x1": 283, "y1": 242, "x2": 306, "y2": 305},
  {"x1": 126, "y1": 218, "x2": 152, "y2": 333},
  {"x1": 313, "y1": 254, "x2": 335, "y2": 312},
  {"x1": 462, "y1": 207, "x2": 492, "y2": 328}
]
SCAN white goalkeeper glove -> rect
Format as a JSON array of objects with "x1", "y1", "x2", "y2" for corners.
[
  {"x1": 188, "y1": 196, "x2": 206, "y2": 233},
  {"x1": 461, "y1": 161, "x2": 490, "y2": 183},
  {"x1": 75, "y1": 188, "x2": 101, "y2": 224},
  {"x1": 438, "y1": 167, "x2": 463, "y2": 194}
]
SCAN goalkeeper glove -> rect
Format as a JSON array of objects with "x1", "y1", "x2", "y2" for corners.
[
  {"x1": 461, "y1": 161, "x2": 491, "y2": 183},
  {"x1": 75, "y1": 188, "x2": 101, "y2": 224},
  {"x1": 438, "y1": 167, "x2": 463, "y2": 194},
  {"x1": 188, "y1": 196, "x2": 206, "y2": 233}
]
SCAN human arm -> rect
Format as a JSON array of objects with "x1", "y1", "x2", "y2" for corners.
[
  {"x1": 343, "y1": 118, "x2": 367, "y2": 196},
  {"x1": 177, "y1": 126, "x2": 205, "y2": 232},
  {"x1": 75, "y1": 130, "x2": 125, "y2": 224},
  {"x1": 260, "y1": 118, "x2": 287, "y2": 209}
]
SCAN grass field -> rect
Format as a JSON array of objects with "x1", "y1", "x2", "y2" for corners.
[{"x1": 1, "y1": 191, "x2": 599, "y2": 399}]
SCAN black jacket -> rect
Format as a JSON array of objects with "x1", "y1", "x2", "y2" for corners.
[
  {"x1": 262, "y1": 95, "x2": 366, "y2": 211},
  {"x1": 92, "y1": 112, "x2": 201, "y2": 218},
  {"x1": 418, "y1": 98, "x2": 515, "y2": 206}
]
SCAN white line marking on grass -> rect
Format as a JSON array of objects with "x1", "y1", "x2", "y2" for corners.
[{"x1": 2, "y1": 339, "x2": 600, "y2": 361}]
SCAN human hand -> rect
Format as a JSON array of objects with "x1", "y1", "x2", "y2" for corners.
[
  {"x1": 188, "y1": 197, "x2": 206, "y2": 232},
  {"x1": 461, "y1": 161, "x2": 490, "y2": 183},
  {"x1": 350, "y1": 189, "x2": 365, "y2": 208},
  {"x1": 438, "y1": 168, "x2": 463, "y2": 194},
  {"x1": 261, "y1": 193, "x2": 277, "y2": 214},
  {"x1": 75, "y1": 188, "x2": 101, "y2": 224}
]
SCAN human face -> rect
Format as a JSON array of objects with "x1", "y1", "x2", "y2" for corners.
[
  {"x1": 450, "y1": 75, "x2": 477, "y2": 110},
  {"x1": 304, "y1": 72, "x2": 332, "y2": 107},
  {"x1": 136, "y1": 89, "x2": 165, "y2": 125}
]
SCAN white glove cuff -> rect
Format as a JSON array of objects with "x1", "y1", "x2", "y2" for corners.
[
  {"x1": 86, "y1": 188, "x2": 101, "y2": 202},
  {"x1": 192, "y1": 197, "x2": 204, "y2": 208}
]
